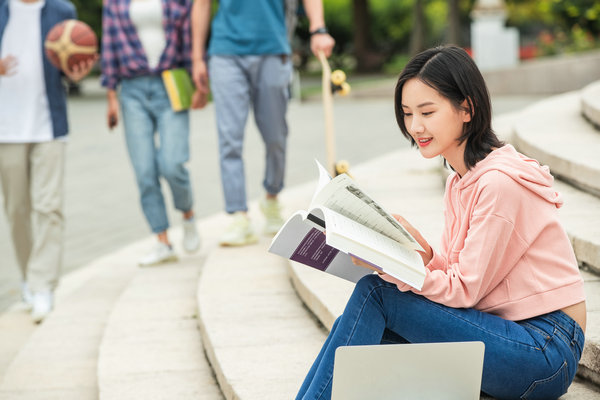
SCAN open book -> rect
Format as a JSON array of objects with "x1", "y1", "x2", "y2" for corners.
[{"x1": 268, "y1": 161, "x2": 426, "y2": 290}]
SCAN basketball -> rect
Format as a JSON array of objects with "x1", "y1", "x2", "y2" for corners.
[{"x1": 44, "y1": 19, "x2": 98, "y2": 73}]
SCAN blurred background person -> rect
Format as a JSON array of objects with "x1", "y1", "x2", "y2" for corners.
[
  {"x1": 0, "y1": 0, "x2": 96, "y2": 322},
  {"x1": 191, "y1": 0, "x2": 335, "y2": 246},
  {"x1": 101, "y1": 0, "x2": 204, "y2": 266}
]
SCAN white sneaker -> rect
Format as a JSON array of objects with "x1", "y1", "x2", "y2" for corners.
[
  {"x1": 21, "y1": 282, "x2": 33, "y2": 308},
  {"x1": 31, "y1": 290, "x2": 54, "y2": 323},
  {"x1": 219, "y1": 212, "x2": 259, "y2": 246},
  {"x1": 260, "y1": 197, "x2": 285, "y2": 235},
  {"x1": 138, "y1": 242, "x2": 178, "y2": 266},
  {"x1": 182, "y1": 218, "x2": 201, "y2": 253}
]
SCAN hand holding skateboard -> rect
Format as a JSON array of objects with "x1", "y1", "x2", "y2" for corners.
[{"x1": 317, "y1": 51, "x2": 352, "y2": 177}]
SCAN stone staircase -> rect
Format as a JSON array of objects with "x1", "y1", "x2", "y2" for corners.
[{"x1": 1, "y1": 83, "x2": 600, "y2": 399}]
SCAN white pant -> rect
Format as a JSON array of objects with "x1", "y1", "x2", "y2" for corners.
[{"x1": 0, "y1": 141, "x2": 65, "y2": 293}]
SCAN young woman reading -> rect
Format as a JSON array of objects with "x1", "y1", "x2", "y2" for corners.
[{"x1": 296, "y1": 45, "x2": 586, "y2": 400}]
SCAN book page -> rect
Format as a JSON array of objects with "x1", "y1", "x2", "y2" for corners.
[
  {"x1": 311, "y1": 159, "x2": 333, "y2": 206},
  {"x1": 323, "y1": 209, "x2": 423, "y2": 272},
  {"x1": 321, "y1": 208, "x2": 425, "y2": 289},
  {"x1": 310, "y1": 161, "x2": 423, "y2": 251}
]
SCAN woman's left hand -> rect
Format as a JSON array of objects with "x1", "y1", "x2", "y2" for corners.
[
  {"x1": 350, "y1": 256, "x2": 388, "y2": 277},
  {"x1": 64, "y1": 55, "x2": 98, "y2": 83}
]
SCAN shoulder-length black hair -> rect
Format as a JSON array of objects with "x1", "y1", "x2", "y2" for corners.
[{"x1": 394, "y1": 45, "x2": 503, "y2": 170}]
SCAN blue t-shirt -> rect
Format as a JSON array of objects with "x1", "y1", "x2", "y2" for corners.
[{"x1": 208, "y1": 0, "x2": 290, "y2": 56}]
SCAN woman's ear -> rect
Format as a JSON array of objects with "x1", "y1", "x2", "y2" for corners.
[{"x1": 460, "y1": 98, "x2": 473, "y2": 123}]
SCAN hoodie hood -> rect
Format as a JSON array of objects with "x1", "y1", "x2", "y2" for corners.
[{"x1": 455, "y1": 144, "x2": 563, "y2": 208}]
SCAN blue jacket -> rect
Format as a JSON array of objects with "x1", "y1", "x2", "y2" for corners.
[{"x1": 0, "y1": 0, "x2": 76, "y2": 138}]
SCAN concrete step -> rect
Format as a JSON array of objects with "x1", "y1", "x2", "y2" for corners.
[
  {"x1": 195, "y1": 151, "x2": 443, "y2": 399},
  {"x1": 97, "y1": 217, "x2": 224, "y2": 400},
  {"x1": 196, "y1": 205, "x2": 328, "y2": 400},
  {"x1": 554, "y1": 179, "x2": 600, "y2": 276},
  {"x1": 582, "y1": 81, "x2": 600, "y2": 130},
  {"x1": 513, "y1": 91, "x2": 600, "y2": 198},
  {"x1": 0, "y1": 241, "x2": 142, "y2": 399}
]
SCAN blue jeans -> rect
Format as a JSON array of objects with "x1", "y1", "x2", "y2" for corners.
[
  {"x1": 120, "y1": 76, "x2": 194, "y2": 233},
  {"x1": 208, "y1": 55, "x2": 292, "y2": 213},
  {"x1": 297, "y1": 275, "x2": 585, "y2": 400}
]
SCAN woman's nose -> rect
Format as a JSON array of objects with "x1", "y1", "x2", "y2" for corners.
[{"x1": 410, "y1": 116, "x2": 424, "y2": 133}]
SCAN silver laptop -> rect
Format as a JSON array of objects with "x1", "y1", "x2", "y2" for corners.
[{"x1": 331, "y1": 341, "x2": 485, "y2": 400}]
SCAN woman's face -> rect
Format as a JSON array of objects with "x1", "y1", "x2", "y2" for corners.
[{"x1": 401, "y1": 78, "x2": 471, "y2": 175}]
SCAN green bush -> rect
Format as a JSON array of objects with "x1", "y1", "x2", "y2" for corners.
[{"x1": 507, "y1": 0, "x2": 600, "y2": 55}]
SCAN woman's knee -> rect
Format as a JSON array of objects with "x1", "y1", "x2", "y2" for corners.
[
  {"x1": 348, "y1": 275, "x2": 392, "y2": 305},
  {"x1": 355, "y1": 274, "x2": 387, "y2": 292}
]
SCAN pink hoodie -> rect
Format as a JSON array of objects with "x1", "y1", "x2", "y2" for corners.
[{"x1": 385, "y1": 145, "x2": 585, "y2": 321}]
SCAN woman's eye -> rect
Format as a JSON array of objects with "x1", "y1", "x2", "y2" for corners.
[
  {"x1": 404, "y1": 113, "x2": 413, "y2": 117},
  {"x1": 422, "y1": 111, "x2": 434, "y2": 116}
]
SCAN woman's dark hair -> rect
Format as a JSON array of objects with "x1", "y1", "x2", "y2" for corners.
[{"x1": 394, "y1": 45, "x2": 503, "y2": 170}]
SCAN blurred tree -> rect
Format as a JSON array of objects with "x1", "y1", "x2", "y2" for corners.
[
  {"x1": 410, "y1": 0, "x2": 426, "y2": 55},
  {"x1": 447, "y1": 0, "x2": 460, "y2": 44},
  {"x1": 71, "y1": 0, "x2": 103, "y2": 41},
  {"x1": 353, "y1": 0, "x2": 385, "y2": 72}
]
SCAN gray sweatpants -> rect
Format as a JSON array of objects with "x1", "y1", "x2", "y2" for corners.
[{"x1": 208, "y1": 55, "x2": 292, "y2": 213}]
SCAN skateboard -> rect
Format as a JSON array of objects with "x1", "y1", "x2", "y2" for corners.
[{"x1": 317, "y1": 51, "x2": 351, "y2": 177}]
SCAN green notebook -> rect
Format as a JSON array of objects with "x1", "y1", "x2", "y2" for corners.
[{"x1": 162, "y1": 68, "x2": 195, "y2": 111}]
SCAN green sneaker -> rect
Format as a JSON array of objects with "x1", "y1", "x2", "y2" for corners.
[
  {"x1": 219, "y1": 212, "x2": 259, "y2": 246},
  {"x1": 260, "y1": 197, "x2": 285, "y2": 235}
]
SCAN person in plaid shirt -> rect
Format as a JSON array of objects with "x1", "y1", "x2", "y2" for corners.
[{"x1": 101, "y1": 0, "x2": 204, "y2": 266}]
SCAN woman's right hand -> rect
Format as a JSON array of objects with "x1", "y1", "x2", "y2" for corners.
[
  {"x1": 106, "y1": 90, "x2": 119, "y2": 130},
  {"x1": 0, "y1": 55, "x2": 17, "y2": 76}
]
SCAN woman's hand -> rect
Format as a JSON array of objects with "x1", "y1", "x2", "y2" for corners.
[
  {"x1": 0, "y1": 55, "x2": 17, "y2": 76},
  {"x1": 106, "y1": 89, "x2": 119, "y2": 130},
  {"x1": 392, "y1": 214, "x2": 433, "y2": 265},
  {"x1": 64, "y1": 55, "x2": 98, "y2": 83},
  {"x1": 350, "y1": 255, "x2": 386, "y2": 275}
]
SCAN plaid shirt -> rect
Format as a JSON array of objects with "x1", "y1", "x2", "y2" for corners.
[{"x1": 101, "y1": 0, "x2": 192, "y2": 89}]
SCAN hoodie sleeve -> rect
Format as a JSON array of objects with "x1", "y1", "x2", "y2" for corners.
[{"x1": 400, "y1": 173, "x2": 529, "y2": 308}]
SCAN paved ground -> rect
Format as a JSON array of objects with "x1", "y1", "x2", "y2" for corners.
[{"x1": 0, "y1": 77, "x2": 547, "y2": 311}]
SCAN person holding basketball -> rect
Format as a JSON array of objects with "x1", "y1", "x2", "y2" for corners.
[
  {"x1": 101, "y1": 0, "x2": 204, "y2": 266},
  {"x1": 191, "y1": 0, "x2": 335, "y2": 246},
  {"x1": 0, "y1": 0, "x2": 95, "y2": 323}
]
